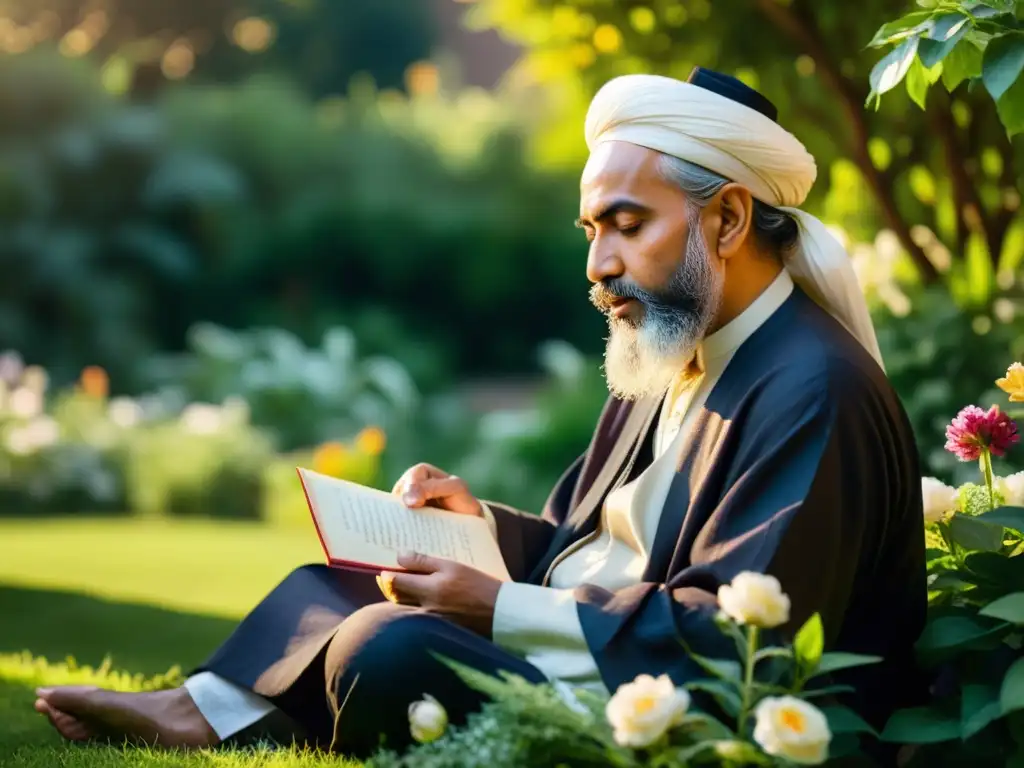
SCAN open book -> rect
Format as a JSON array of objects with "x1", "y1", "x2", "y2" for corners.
[{"x1": 296, "y1": 467, "x2": 511, "y2": 581}]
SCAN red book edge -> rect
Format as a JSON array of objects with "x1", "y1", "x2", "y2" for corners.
[{"x1": 295, "y1": 467, "x2": 411, "y2": 576}]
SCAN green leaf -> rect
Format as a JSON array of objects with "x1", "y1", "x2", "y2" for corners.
[
  {"x1": 821, "y1": 704, "x2": 880, "y2": 737},
  {"x1": 801, "y1": 684, "x2": 857, "y2": 698},
  {"x1": 942, "y1": 39, "x2": 985, "y2": 90},
  {"x1": 880, "y1": 707, "x2": 961, "y2": 744},
  {"x1": 929, "y1": 572, "x2": 977, "y2": 591},
  {"x1": 915, "y1": 615, "x2": 1008, "y2": 657},
  {"x1": 949, "y1": 513, "x2": 1004, "y2": 552},
  {"x1": 965, "y1": 551, "x2": 1024, "y2": 585},
  {"x1": 982, "y1": 33, "x2": 1024, "y2": 101},
  {"x1": 753, "y1": 647, "x2": 793, "y2": 665},
  {"x1": 810, "y1": 652, "x2": 884, "y2": 678},
  {"x1": 977, "y1": 506, "x2": 1024, "y2": 533},
  {"x1": 979, "y1": 592, "x2": 1024, "y2": 624},
  {"x1": 870, "y1": 37, "x2": 922, "y2": 99},
  {"x1": 1001, "y1": 658, "x2": 1024, "y2": 715},
  {"x1": 919, "y1": 13, "x2": 970, "y2": 67},
  {"x1": 907, "y1": 57, "x2": 932, "y2": 108},
  {"x1": 794, "y1": 613, "x2": 825, "y2": 672},
  {"x1": 997, "y1": 73, "x2": 1024, "y2": 136},
  {"x1": 688, "y1": 651, "x2": 742, "y2": 682},
  {"x1": 961, "y1": 683, "x2": 1004, "y2": 739},
  {"x1": 868, "y1": 11, "x2": 934, "y2": 48},
  {"x1": 684, "y1": 679, "x2": 743, "y2": 717}
]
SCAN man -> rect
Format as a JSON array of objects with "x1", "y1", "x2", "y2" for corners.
[{"x1": 34, "y1": 68, "x2": 927, "y2": 761}]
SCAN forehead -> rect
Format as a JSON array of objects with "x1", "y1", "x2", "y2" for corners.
[{"x1": 579, "y1": 141, "x2": 679, "y2": 215}]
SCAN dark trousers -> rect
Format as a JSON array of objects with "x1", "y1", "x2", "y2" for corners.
[{"x1": 197, "y1": 564, "x2": 546, "y2": 758}]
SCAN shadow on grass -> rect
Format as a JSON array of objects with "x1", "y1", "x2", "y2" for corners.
[{"x1": 1, "y1": 585, "x2": 237, "y2": 676}]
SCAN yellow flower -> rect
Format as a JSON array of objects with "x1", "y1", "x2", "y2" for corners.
[
  {"x1": 80, "y1": 365, "x2": 109, "y2": 399},
  {"x1": 355, "y1": 426, "x2": 387, "y2": 456},
  {"x1": 312, "y1": 442, "x2": 348, "y2": 478},
  {"x1": 408, "y1": 694, "x2": 447, "y2": 743},
  {"x1": 605, "y1": 673, "x2": 690, "y2": 748},
  {"x1": 753, "y1": 696, "x2": 832, "y2": 765},
  {"x1": 717, "y1": 571, "x2": 791, "y2": 629},
  {"x1": 996, "y1": 362, "x2": 1024, "y2": 402}
]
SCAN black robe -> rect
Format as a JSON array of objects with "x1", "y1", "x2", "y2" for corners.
[
  {"x1": 199, "y1": 286, "x2": 927, "y2": 758},
  {"x1": 486, "y1": 286, "x2": 928, "y2": 728}
]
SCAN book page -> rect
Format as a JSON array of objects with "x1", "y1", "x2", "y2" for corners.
[{"x1": 298, "y1": 468, "x2": 510, "y2": 581}]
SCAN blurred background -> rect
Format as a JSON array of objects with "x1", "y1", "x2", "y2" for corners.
[{"x1": 0, "y1": 0, "x2": 1022, "y2": 686}]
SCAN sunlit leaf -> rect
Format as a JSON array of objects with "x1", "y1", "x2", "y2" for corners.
[
  {"x1": 870, "y1": 37, "x2": 922, "y2": 100},
  {"x1": 868, "y1": 12, "x2": 934, "y2": 48},
  {"x1": 941, "y1": 39, "x2": 984, "y2": 90},
  {"x1": 996, "y1": 74, "x2": 1024, "y2": 136}
]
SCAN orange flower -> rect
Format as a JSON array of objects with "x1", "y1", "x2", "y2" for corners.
[
  {"x1": 997, "y1": 362, "x2": 1024, "y2": 403},
  {"x1": 313, "y1": 442, "x2": 349, "y2": 478},
  {"x1": 355, "y1": 426, "x2": 387, "y2": 456},
  {"x1": 80, "y1": 365, "x2": 109, "y2": 399}
]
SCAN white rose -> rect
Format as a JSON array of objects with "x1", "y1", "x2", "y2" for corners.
[
  {"x1": 408, "y1": 694, "x2": 447, "y2": 743},
  {"x1": 921, "y1": 477, "x2": 957, "y2": 524},
  {"x1": 605, "y1": 673, "x2": 690, "y2": 748},
  {"x1": 753, "y1": 696, "x2": 832, "y2": 765},
  {"x1": 717, "y1": 572, "x2": 791, "y2": 629},
  {"x1": 996, "y1": 472, "x2": 1024, "y2": 507}
]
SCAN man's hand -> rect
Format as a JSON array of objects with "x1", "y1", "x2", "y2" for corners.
[
  {"x1": 378, "y1": 552, "x2": 502, "y2": 638},
  {"x1": 392, "y1": 463, "x2": 483, "y2": 518}
]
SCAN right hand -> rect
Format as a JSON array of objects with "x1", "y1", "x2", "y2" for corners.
[{"x1": 391, "y1": 463, "x2": 483, "y2": 518}]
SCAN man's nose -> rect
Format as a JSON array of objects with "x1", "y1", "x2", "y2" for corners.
[{"x1": 586, "y1": 238, "x2": 625, "y2": 285}]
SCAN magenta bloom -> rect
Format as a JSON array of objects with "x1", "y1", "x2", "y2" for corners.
[{"x1": 944, "y1": 405, "x2": 1020, "y2": 461}]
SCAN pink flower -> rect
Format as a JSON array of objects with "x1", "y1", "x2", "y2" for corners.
[{"x1": 945, "y1": 405, "x2": 1019, "y2": 461}]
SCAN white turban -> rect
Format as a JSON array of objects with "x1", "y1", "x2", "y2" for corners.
[{"x1": 584, "y1": 74, "x2": 884, "y2": 370}]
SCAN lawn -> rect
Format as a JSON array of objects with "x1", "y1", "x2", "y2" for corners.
[{"x1": 1, "y1": 517, "x2": 360, "y2": 767}]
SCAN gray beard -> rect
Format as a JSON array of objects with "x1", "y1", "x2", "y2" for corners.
[{"x1": 599, "y1": 208, "x2": 723, "y2": 401}]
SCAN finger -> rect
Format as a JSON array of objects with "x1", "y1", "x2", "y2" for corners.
[
  {"x1": 397, "y1": 550, "x2": 446, "y2": 574},
  {"x1": 377, "y1": 572, "x2": 420, "y2": 606},
  {"x1": 387, "y1": 572, "x2": 435, "y2": 604},
  {"x1": 392, "y1": 463, "x2": 447, "y2": 497},
  {"x1": 403, "y1": 476, "x2": 467, "y2": 507}
]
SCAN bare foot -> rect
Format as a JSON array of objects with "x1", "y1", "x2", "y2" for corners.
[{"x1": 35, "y1": 685, "x2": 219, "y2": 749}]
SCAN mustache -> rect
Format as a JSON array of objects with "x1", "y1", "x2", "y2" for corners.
[{"x1": 589, "y1": 279, "x2": 658, "y2": 313}]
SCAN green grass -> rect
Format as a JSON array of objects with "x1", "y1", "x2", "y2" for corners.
[{"x1": 1, "y1": 517, "x2": 360, "y2": 767}]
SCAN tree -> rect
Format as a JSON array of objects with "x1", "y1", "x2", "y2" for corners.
[
  {"x1": 0, "y1": 0, "x2": 435, "y2": 99},
  {"x1": 469, "y1": 0, "x2": 1023, "y2": 297}
]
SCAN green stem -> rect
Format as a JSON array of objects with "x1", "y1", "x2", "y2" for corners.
[
  {"x1": 982, "y1": 448, "x2": 996, "y2": 511},
  {"x1": 737, "y1": 625, "x2": 759, "y2": 737}
]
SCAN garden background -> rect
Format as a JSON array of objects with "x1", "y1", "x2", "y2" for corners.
[{"x1": 1, "y1": 0, "x2": 1022, "y2": 765}]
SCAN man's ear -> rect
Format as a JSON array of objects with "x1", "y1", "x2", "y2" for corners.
[{"x1": 713, "y1": 184, "x2": 755, "y2": 260}]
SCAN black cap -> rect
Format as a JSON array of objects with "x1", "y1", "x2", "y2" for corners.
[{"x1": 686, "y1": 66, "x2": 778, "y2": 122}]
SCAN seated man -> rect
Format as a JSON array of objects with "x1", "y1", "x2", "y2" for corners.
[{"x1": 34, "y1": 69, "x2": 927, "y2": 761}]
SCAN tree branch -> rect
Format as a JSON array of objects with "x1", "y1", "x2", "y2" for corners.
[
  {"x1": 927, "y1": 90, "x2": 984, "y2": 256},
  {"x1": 752, "y1": 0, "x2": 940, "y2": 282}
]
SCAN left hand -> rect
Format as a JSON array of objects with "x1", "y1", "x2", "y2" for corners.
[{"x1": 377, "y1": 552, "x2": 502, "y2": 638}]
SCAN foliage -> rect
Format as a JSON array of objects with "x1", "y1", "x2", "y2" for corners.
[
  {"x1": 873, "y1": 283, "x2": 1024, "y2": 485},
  {"x1": 143, "y1": 323, "x2": 418, "y2": 453},
  {"x1": 0, "y1": 50, "x2": 594, "y2": 391},
  {"x1": 0, "y1": 348, "x2": 392, "y2": 520},
  {"x1": 370, "y1": 589, "x2": 880, "y2": 766},
  {"x1": 470, "y1": 0, "x2": 1023, "y2": 290},
  {"x1": 0, "y1": 0, "x2": 435, "y2": 99},
  {"x1": 867, "y1": 0, "x2": 1024, "y2": 137}
]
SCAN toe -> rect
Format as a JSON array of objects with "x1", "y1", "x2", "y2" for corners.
[
  {"x1": 41, "y1": 685, "x2": 99, "y2": 712},
  {"x1": 49, "y1": 708, "x2": 93, "y2": 742}
]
